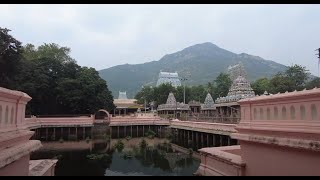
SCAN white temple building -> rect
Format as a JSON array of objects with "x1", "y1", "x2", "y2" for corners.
[{"x1": 156, "y1": 71, "x2": 181, "y2": 87}]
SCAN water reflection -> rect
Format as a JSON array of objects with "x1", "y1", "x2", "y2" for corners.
[{"x1": 31, "y1": 138, "x2": 200, "y2": 176}]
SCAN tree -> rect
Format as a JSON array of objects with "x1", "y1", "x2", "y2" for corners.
[
  {"x1": 306, "y1": 77, "x2": 320, "y2": 90},
  {"x1": 0, "y1": 27, "x2": 23, "y2": 88},
  {"x1": 134, "y1": 86, "x2": 154, "y2": 104},
  {"x1": 269, "y1": 64, "x2": 310, "y2": 93},
  {"x1": 284, "y1": 64, "x2": 310, "y2": 91},
  {"x1": 22, "y1": 43, "x2": 75, "y2": 63},
  {"x1": 213, "y1": 73, "x2": 232, "y2": 99},
  {"x1": 251, "y1": 78, "x2": 273, "y2": 95},
  {"x1": 153, "y1": 83, "x2": 176, "y2": 106},
  {"x1": 10, "y1": 40, "x2": 115, "y2": 115}
]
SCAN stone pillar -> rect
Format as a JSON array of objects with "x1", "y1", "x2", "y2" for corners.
[
  {"x1": 220, "y1": 135, "x2": 223, "y2": 146},
  {"x1": 143, "y1": 126, "x2": 145, "y2": 137},
  {"x1": 110, "y1": 127, "x2": 113, "y2": 139},
  {"x1": 118, "y1": 126, "x2": 120, "y2": 139},
  {"x1": 201, "y1": 133, "x2": 204, "y2": 148},
  {"x1": 149, "y1": 125, "x2": 150, "y2": 131},
  {"x1": 212, "y1": 134, "x2": 216, "y2": 147},
  {"x1": 75, "y1": 127, "x2": 78, "y2": 140},
  {"x1": 184, "y1": 130, "x2": 186, "y2": 147},
  {"x1": 124, "y1": 126, "x2": 126, "y2": 137},
  {"x1": 131, "y1": 126, "x2": 133, "y2": 137},
  {"x1": 53, "y1": 128, "x2": 56, "y2": 141},
  {"x1": 207, "y1": 133, "x2": 209, "y2": 147},
  {"x1": 61, "y1": 128, "x2": 63, "y2": 140},
  {"x1": 192, "y1": 131, "x2": 194, "y2": 147},
  {"x1": 196, "y1": 132, "x2": 198, "y2": 149},
  {"x1": 46, "y1": 128, "x2": 48, "y2": 141},
  {"x1": 68, "y1": 127, "x2": 71, "y2": 140},
  {"x1": 137, "y1": 126, "x2": 139, "y2": 137},
  {"x1": 83, "y1": 127, "x2": 85, "y2": 140},
  {"x1": 159, "y1": 126, "x2": 161, "y2": 138},
  {"x1": 228, "y1": 137, "x2": 231, "y2": 146}
]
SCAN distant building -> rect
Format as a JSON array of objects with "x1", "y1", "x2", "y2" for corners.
[
  {"x1": 113, "y1": 91, "x2": 144, "y2": 116},
  {"x1": 156, "y1": 71, "x2": 181, "y2": 87},
  {"x1": 118, "y1": 91, "x2": 128, "y2": 99}
]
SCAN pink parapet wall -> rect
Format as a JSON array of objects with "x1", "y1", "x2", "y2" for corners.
[
  {"x1": 197, "y1": 88, "x2": 320, "y2": 176},
  {"x1": 0, "y1": 87, "x2": 57, "y2": 176}
]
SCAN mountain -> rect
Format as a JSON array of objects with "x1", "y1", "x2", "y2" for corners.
[{"x1": 99, "y1": 42, "x2": 287, "y2": 98}]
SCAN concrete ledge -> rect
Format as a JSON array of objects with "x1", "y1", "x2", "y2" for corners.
[
  {"x1": 170, "y1": 120, "x2": 237, "y2": 135},
  {"x1": 0, "y1": 130, "x2": 34, "y2": 150},
  {"x1": 232, "y1": 133, "x2": 320, "y2": 152},
  {"x1": 0, "y1": 140, "x2": 42, "y2": 169},
  {"x1": 196, "y1": 145, "x2": 245, "y2": 176},
  {"x1": 29, "y1": 159, "x2": 58, "y2": 176}
]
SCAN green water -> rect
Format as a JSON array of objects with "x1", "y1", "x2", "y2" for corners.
[{"x1": 31, "y1": 138, "x2": 200, "y2": 176}]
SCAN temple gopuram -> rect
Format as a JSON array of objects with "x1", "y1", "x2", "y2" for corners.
[
  {"x1": 156, "y1": 71, "x2": 181, "y2": 88},
  {"x1": 157, "y1": 92, "x2": 189, "y2": 118},
  {"x1": 215, "y1": 75, "x2": 255, "y2": 123},
  {"x1": 200, "y1": 93, "x2": 216, "y2": 116}
]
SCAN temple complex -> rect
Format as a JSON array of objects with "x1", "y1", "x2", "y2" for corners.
[
  {"x1": 196, "y1": 88, "x2": 320, "y2": 176},
  {"x1": 156, "y1": 71, "x2": 181, "y2": 88},
  {"x1": 157, "y1": 92, "x2": 189, "y2": 118}
]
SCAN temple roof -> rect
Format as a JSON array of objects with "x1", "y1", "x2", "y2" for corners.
[
  {"x1": 201, "y1": 93, "x2": 216, "y2": 110},
  {"x1": 157, "y1": 92, "x2": 189, "y2": 111},
  {"x1": 188, "y1": 100, "x2": 201, "y2": 106},
  {"x1": 216, "y1": 75, "x2": 255, "y2": 104}
]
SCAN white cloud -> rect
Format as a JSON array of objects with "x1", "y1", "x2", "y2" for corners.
[{"x1": 0, "y1": 4, "x2": 319, "y2": 75}]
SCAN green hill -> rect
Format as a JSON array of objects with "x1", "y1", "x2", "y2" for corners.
[{"x1": 99, "y1": 42, "x2": 287, "y2": 98}]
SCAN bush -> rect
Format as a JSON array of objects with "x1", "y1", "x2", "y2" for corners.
[
  {"x1": 51, "y1": 135, "x2": 56, "y2": 141},
  {"x1": 68, "y1": 134, "x2": 77, "y2": 141},
  {"x1": 114, "y1": 139, "x2": 124, "y2": 152},
  {"x1": 139, "y1": 138, "x2": 148, "y2": 149},
  {"x1": 126, "y1": 136, "x2": 131, "y2": 141},
  {"x1": 86, "y1": 137, "x2": 90, "y2": 143},
  {"x1": 145, "y1": 130, "x2": 156, "y2": 139}
]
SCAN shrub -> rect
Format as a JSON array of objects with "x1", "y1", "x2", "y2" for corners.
[{"x1": 68, "y1": 134, "x2": 77, "y2": 141}]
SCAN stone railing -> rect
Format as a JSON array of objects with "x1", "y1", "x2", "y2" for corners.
[
  {"x1": 179, "y1": 116, "x2": 240, "y2": 124},
  {"x1": 109, "y1": 118, "x2": 170, "y2": 126},
  {"x1": 170, "y1": 120, "x2": 237, "y2": 135},
  {"x1": 25, "y1": 115, "x2": 95, "y2": 129}
]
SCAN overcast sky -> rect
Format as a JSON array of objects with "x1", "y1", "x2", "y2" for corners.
[{"x1": 1, "y1": 4, "x2": 320, "y2": 75}]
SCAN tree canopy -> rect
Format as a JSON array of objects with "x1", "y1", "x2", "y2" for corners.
[
  {"x1": 252, "y1": 64, "x2": 313, "y2": 95},
  {"x1": 0, "y1": 27, "x2": 115, "y2": 115}
]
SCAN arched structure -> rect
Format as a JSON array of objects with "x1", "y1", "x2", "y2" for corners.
[{"x1": 95, "y1": 109, "x2": 111, "y2": 122}]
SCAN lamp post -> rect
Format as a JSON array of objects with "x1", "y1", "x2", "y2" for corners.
[
  {"x1": 316, "y1": 48, "x2": 320, "y2": 77},
  {"x1": 180, "y1": 78, "x2": 188, "y2": 104}
]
